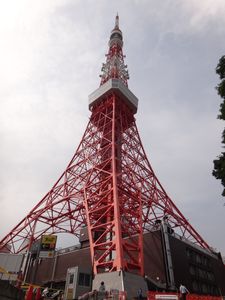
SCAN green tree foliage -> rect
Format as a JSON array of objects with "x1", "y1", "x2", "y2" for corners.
[{"x1": 213, "y1": 55, "x2": 225, "y2": 196}]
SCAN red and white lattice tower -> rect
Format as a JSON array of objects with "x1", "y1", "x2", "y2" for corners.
[{"x1": 0, "y1": 16, "x2": 210, "y2": 277}]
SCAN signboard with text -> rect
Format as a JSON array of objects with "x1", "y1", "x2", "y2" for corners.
[
  {"x1": 39, "y1": 235, "x2": 57, "y2": 258},
  {"x1": 39, "y1": 250, "x2": 55, "y2": 258},
  {"x1": 40, "y1": 235, "x2": 57, "y2": 251}
]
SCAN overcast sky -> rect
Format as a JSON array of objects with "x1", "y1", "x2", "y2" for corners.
[{"x1": 0, "y1": 0, "x2": 225, "y2": 255}]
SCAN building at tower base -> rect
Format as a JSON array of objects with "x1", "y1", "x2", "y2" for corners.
[{"x1": 26, "y1": 228, "x2": 225, "y2": 298}]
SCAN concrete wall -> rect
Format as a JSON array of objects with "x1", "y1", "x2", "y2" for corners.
[
  {"x1": 0, "y1": 253, "x2": 24, "y2": 281},
  {"x1": 92, "y1": 271, "x2": 148, "y2": 299}
]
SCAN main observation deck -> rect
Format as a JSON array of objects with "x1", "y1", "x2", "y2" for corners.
[{"x1": 88, "y1": 78, "x2": 139, "y2": 114}]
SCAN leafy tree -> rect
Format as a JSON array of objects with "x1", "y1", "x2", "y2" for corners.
[{"x1": 212, "y1": 55, "x2": 225, "y2": 196}]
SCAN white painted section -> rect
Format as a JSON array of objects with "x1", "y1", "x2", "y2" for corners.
[
  {"x1": 64, "y1": 266, "x2": 79, "y2": 300},
  {"x1": 88, "y1": 78, "x2": 138, "y2": 113}
]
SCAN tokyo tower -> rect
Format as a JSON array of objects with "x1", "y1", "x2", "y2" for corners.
[{"x1": 0, "y1": 15, "x2": 210, "y2": 279}]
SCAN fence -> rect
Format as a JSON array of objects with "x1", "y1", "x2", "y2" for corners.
[
  {"x1": 78, "y1": 290, "x2": 127, "y2": 300},
  {"x1": 147, "y1": 291, "x2": 223, "y2": 300}
]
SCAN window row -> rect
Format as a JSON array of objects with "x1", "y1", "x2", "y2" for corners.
[
  {"x1": 189, "y1": 265, "x2": 215, "y2": 282},
  {"x1": 192, "y1": 280, "x2": 219, "y2": 296},
  {"x1": 186, "y1": 248, "x2": 212, "y2": 268}
]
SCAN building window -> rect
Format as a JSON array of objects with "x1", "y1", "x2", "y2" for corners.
[
  {"x1": 69, "y1": 274, "x2": 74, "y2": 284},
  {"x1": 189, "y1": 265, "x2": 195, "y2": 275},
  {"x1": 202, "y1": 256, "x2": 208, "y2": 266},
  {"x1": 198, "y1": 269, "x2": 204, "y2": 279},
  {"x1": 196, "y1": 254, "x2": 201, "y2": 264},
  {"x1": 192, "y1": 280, "x2": 199, "y2": 292},
  {"x1": 202, "y1": 283, "x2": 208, "y2": 294},
  {"x1": 207, "y1": 271, "x2": 215, "y2": 281},
  {"x1": 78, "y1": 273, "x2": 91, "y2": 287}
]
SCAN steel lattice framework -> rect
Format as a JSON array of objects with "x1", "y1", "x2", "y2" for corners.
[{"x1": 0, "y1": 15, "x2": 210, "y2": 275}]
